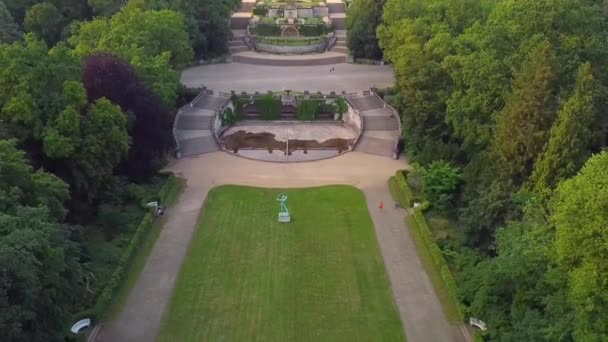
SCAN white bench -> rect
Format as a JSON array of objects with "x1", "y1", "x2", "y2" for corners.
[
  {"x1": 71, "y1": 318, "x2": 91, "y2": 334},
  {"x1": 469, "y1": 317, "x2": 487, "y2": 331}
]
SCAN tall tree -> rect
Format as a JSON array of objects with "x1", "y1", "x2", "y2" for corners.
[
  {"x1": 346, "y1": 0, "x2": 386, "y2": 60},
  {"x1": 83, "y1": 54, "x2": 173, "y2": 178},
  {"x1": 530, "y1": 62, "x2": 597, "y2": 193},
  {"x1": 70, "y1": 98, "x2": 129, "y2": 199},
  {"x1": 24, "y1": 2, "x2": 65, "y2": 46},
  {"x1": 0, "y1": 1, "x2": 21, "y2": 43},
  {"x1": 492, "y1": 40, "x2": 556, "y2": 186}
]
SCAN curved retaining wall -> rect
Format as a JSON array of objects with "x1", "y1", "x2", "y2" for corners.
[
  {"x1": 231, "y1": 54, "x2": 347, "y2": 66},
  {"x1": 256, "y1": 41, "x2": 326, "y2": 54}
]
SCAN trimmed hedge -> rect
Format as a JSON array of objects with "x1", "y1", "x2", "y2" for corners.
[
  {"x1": 254, "y1": 23, "x2": 282, "y2": 36},
  {"x1": 89, "y1": 175, "x2": 182, "y2": 320},
  {"x1": 258, "y1": 36, "x2": 324, "y2": 46},
  {"x1": 410, "y1": 207, "x2": 465, "y2": 321},
  {"x1": 252, "y1": 7, "x2": 268, "y2": 16},
  {"x1": 298, "y1": 24, "x2": 325, "y2": 36},
  {"x1": 254, "y1": 23, "x2": 327, "y2": 37},
  {"x1": 388, "y1": 170, "x2": 414, "y2": 208}
]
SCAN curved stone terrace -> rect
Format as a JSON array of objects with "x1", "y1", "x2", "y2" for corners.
[{"x1": 173, "y1": 88, "x2": 401, "y2": 162}]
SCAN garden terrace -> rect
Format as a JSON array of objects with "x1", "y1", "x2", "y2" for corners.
[{"x1": 211, "y1": 91, "x2": 362, "y2": 162}]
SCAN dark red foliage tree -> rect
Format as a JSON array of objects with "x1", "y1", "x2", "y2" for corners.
[{"x1": 82, "y1": 53, "x2": 173, "y2": 179}]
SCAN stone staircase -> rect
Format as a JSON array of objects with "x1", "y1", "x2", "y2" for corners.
[
  {"x1": 331, "y1": 35, "x2": 348, "y2": 54},
  {"x1": 174, "y1": 95, "x2": 227, "y2": 157},
  {"x1": 328, "y1": 0, "x2": 347, "y2": 30},
  {"x1": 229, "y1": 30, "x2": 249, "y2": 54},
  {"x1": 230, "y1": 0, "x2": 254, "y2": 30},
  {"x1": 327, "y1": 0, "x2": 347, "y2": 14},
  {"x1": 238, "y1": 0, "x2": 255, "y2": 12},
  {"x1": 230, "y1": 14, "x2": 251, "y2": 30},
  {"x1": 329, "y1": 13, "x2": 346, "y2": 30},
  {"x1": 349, "y1": 95, "x2": 401, "y2": 158}
]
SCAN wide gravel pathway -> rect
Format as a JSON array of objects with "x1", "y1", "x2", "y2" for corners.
[
  {"x1": 96, "y1": 152, "x2": 463, "y2": 342},
  {"x1": 181, "y1": 63, "x2": 395, "y2": 93}
]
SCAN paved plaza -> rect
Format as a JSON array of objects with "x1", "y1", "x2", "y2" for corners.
[{"x1": 181, "y1": 62, "x2": 396, "y2": 93}]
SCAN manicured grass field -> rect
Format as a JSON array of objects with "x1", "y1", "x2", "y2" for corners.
[{"x1": 158, "y1": 185, "x2": 404, "y2": 341}]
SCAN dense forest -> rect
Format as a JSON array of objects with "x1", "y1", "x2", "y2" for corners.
[
  {"x1": 369, "y1": 0, "x2": 608, "y2": 340},
  {"x1": 0, "y1": 0, "x2": 238, "y2": 340}
]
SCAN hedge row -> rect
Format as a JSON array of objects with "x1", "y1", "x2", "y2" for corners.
[
  {"x1": 388, "y1": 170, "x2": 414, "y2": 208},
  {"x1": 253, "y1": 23, "x2": 327, "y2": 37},
  {"x1": 252, "y1": 7, "x2": 268, "y2": 16},
  {"x1": 410, "y1": 207, "x2": 465, "y2": 321},
  {"x1": 298, "y1": 24, "x2": 326, "y2": 36},
  {"x1": 82, "y1": 175, "x2": 182, "y2": 321},
  {"x1": 254, "y1": 23, "x2": 282, "y2": 36}
]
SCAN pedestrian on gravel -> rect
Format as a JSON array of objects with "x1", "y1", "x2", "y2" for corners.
[{"x1": 379, "y1": 201, "x2": 384, "y2": 210}]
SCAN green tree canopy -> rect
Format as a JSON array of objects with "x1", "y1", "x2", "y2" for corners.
[
  {"x1": 69, "y1": 5, "x2": 191, "y2": 106},
  {"x1": 346, "y1": 0, "x2": 386, "y2": 59},
  {"x1": 24, "y1": 2, "x2": 65, "y2": 46},
  {"x1": 552, "y1": 151, "x2": 608, "y2": 340}
]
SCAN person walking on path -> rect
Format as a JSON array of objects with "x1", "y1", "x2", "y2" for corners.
[{"x1": 379, "y1": 201, "x2": 384, "y2": 210}]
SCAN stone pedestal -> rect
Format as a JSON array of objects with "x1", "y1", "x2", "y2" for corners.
[{"x1": 278, "y1": 212, "x2": 291, "y2": 223}]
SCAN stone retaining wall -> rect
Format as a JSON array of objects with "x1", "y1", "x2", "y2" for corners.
[
  {"x1": 231, "y1": 54, "x2": 346, "y2": 66},
  {"x1": 313, "y1": 6, "x2": 329, "y2": 17},
  {"x1": 298, "y1": 8, "x2": 313, "y2": 17},
  {"x1": 256, "y1": 40, "x2": 326, "y2": 54}
]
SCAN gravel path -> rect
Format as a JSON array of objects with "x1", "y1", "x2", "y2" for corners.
[{"x1": 95, "y1": 152, "x2": 463, "y2": 342}]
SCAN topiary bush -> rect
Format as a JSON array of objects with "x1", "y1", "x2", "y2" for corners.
[
  {"x1": 254, "y1": 94, "x2": 281, "y2": 120},
  {"x1": 232, "y1": 96, "x2": 247, "y2": 120},
  {"x1": 334, "y1": 97, "x2": 348, "y2": 120},
  {"x1": 296, "y1": 99, "x2": 321, "y2": 120}
]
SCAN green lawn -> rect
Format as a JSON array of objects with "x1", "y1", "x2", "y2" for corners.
[{"x1": 158, "y1": 185, "x2": 404, "y2": 342}]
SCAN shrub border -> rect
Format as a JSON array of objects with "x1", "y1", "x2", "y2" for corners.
[
  {"x1": 388, "y1": 170, "x2": 465, "y2": 323},
  {"x1": 388, "y1": 170, "x2": 414, "y2": 208}
]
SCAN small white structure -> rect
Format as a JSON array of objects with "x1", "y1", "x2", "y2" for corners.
[
  {"x1": 146, "y1": 201, "x2": 159, "y2": 208},
  {"x1": 70, "y1": 318, "x2": 91, "y2": 334},
  {"x1": 469, "y1": 317, "x2": 488, "y2": 331}
]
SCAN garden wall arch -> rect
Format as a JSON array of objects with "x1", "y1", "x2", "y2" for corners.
[{"x1": 281, "y1": 26, "x2": 300, "y2": 37}]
